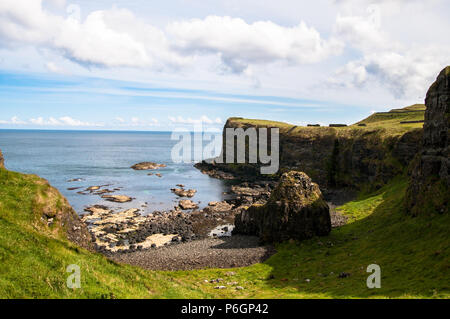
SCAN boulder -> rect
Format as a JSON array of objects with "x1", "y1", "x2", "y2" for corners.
[
  {"x1": 131, "y1": 162, "x2": 166, "y2": 170},
  {"x1": 406, "y1": 66, "x2": 450, "y2": 215},
  {"x1": 233, "y1": 171, "x2": 331, "y2": 243},
  {"x1": 179, "y1": 200, "x2": 199, "y2": 210},
  {"x1": 0, "y1": 149, "x2": 4, "y2": 168},
  {"x1": 171, "y1": 188, "x2": 197, "y2": 198}
]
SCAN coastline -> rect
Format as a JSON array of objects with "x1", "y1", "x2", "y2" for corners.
[{"x1": 75, "y1": 162, "x2": 350, "y2": 271}]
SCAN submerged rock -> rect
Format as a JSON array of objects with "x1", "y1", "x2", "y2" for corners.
[
  {"x1": 131, "y1": 162, "x2": 166, "y2": 170},
  {"x1": 233, "y1": 171, "x2": 331, "y2": 243},
  {"x1": 86, "y1": 186, "x2": 101, "y2": 192}
]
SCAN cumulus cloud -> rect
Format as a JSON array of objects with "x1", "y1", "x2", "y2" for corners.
[
  {"x1": 329, "y1": 5, "x2": 450, "y2": 98},
  {"x1": 0, "y1": 0, "x2": 186, "y2": 69},
  {"x1": 0, "y1": 116, "x2": 27, "y2": 125},
  {"x1": 45, "y1": 61, "x2": 67, "y2": 74},
  {"x1": 27, "y1": 116, "x2": 103, "y2": 126},
  {"x1": 331, "y1": 48, "x2": 450, "y2": 98},
  {"x1": 168, "y1": 15, "x2": 343, "y2": 73},
  {"x1": 114, "y1": 117, "x2": 159, "y2": 127},
  {"x1": 334, "y1": 5, "x2": 389, "y2": 52},
  {"x1": 169, "y1": 115, "x2": 222, "y2": 125},
  {"x1": 0, "y1": 1, "x2": 342, "y2": 74}
]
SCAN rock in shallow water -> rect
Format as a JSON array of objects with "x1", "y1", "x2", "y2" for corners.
[
  {"x1": 171, "y1": 188, "x2": 197, "y2": 198},
  {"x1": 233, "y1": 171, "x2": 331, "y2": 243},
  {"x1": 179, "y1": 200, "x2": 199, "y2": 210},
  {"x1": 131, "y1": 162, "x2": 166, "y2": 170},
  {"x1": 101, "y1": 194, "x2": 133, "y2": 203}
]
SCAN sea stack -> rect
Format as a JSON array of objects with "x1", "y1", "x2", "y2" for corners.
[{"x1": 233, "y1": 171, "x2": 331, "y2": 243}]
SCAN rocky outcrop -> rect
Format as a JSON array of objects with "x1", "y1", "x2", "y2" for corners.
[
  {"x1": 0, "y1": 149, "x2": 4, "y2": 168},
  {"x1": 179, "y1": 199, "x2": 199, "y2": 210},
  {"x1": 171, "y1": 188, "x2": 197, "y2": 198},
  {"x1": 198, "y1": 112, "x2": 423, "y2": 191},
  {"x1": 406, "y1": 66, "x2": 450, "y2": 215},
  {"x1": 35, "y1": 178, "x2": 93, "y2": 250},
  {"x1": 131, "y1": 162, "x2": 166, "y2": 170},
  {"x1": 233, "y1": 171, "x2": 331, "y2": 243}
]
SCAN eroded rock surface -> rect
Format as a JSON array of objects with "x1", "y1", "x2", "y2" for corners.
[
  {"x1": 234, "y1": 171, "x2": 331, "y2": 243},
  {"x1": 406, "y1": 66, "x2": 450, "y2": 215},
  {"x1": 171, "y1": 188, "x2": 197, "y2": 198},
  {"x1": 179, "y1": 199, "x2": 199, "y2": 210}
]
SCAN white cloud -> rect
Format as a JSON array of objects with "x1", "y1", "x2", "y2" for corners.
[
  {"x1": 0, "y1": 1, "x2": 342, "y2": 74},
  {"x1": 337, "y1": 49, "x2": 449, "y2": 98},
  {"x1": 115, "y1": 117, "x2": 160, "y2": 127},
  {"x1": 334, "y1": 5, "x2": 389, "y2": 52},
  {"x1": 0, "y1": 1, "x2": 186, "y2": 69},
  {"x1": 328, "y1": 4, "x2": 450, "y2": 98},
  {"x1": 0, "y1": 116, "x2": 26, "y2": 125},
  {"x1": 169, "y1": 115, "x2": 223, "y2": 125},
  {"x1": 29, "y1": 117, "x2": 45, "y2": 125},
  {"x1": 45, "y1": 62, "x2": 66, "y2": 74},
  {"x1": 11, "y1": 116, "x2": 27, "y2": 124},
  {"x1": 27, "y1": 116, "x2": 103, "y2": 126},
  {"x1": 168, "y1": 15, "x2": 343, "y2": 73},
  {"x1": 0, "y1": 116, "x2": 27, "y2": 125},
  {"x1": 44, "y1": 0, "x2": 66, "y2": 8}
]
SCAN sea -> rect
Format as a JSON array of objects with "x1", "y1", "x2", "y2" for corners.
[{"x1": 0, "y1": 130, "x2": 227, "y2": 215}]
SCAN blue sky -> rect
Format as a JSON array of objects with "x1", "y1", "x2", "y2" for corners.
[
  {"x1": 0, "y1": 70, "x2": 368, "y2": 130},
  {"x1": 0, "y1": 0, "x2": 449, "y2": 131}
]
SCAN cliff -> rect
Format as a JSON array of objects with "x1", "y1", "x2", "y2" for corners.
[
  {"x1": 201, "y1": 105, "x2": 425, "y2": 191},
  {"x1": 406, "y1": 66, "x2": 450, "y2": 215}
]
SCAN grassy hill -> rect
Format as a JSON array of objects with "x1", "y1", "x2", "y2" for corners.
[
  {"x1": 356, "y1": 104, "x2": 426, "y2": 130},
  {"x1": 1, "y1": 167, "x2": 448, "y2": 298},
  {"x1": 228, "y1": 104, "x2": 425, "y2": 138}
]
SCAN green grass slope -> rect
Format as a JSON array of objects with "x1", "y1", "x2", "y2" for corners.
[
  {"x1": 0, "y1": 168, "x2": 448, "y2": 298},
  {"x1": 356, "y1": 104, "x2": 425, "y2": 130},
  {"x1": 227, "y1": 104, "x2": 425, "y2": 141}
]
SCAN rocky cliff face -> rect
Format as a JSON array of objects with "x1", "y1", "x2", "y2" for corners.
[
  {"x1": 406, "y1": 66, "x2": 450, "y2": 215},
  {"x1": 233, "y1": 171, "x2": 331, "y2": 243},
  {"x1": 202, "y1": 115, "x2": 422, "y2": 191},
  {"x1": 0, "y1": 149, "x2": 4, "y2": 169}
]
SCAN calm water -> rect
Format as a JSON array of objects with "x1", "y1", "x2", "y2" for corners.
[{"x1": 0, "y1": 130, "x2": 226, "y2": 214}]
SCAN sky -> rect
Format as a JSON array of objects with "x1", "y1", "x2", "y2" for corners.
[{"x1": 0, "y1": 0, "x2": 449, "y2": 131}]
